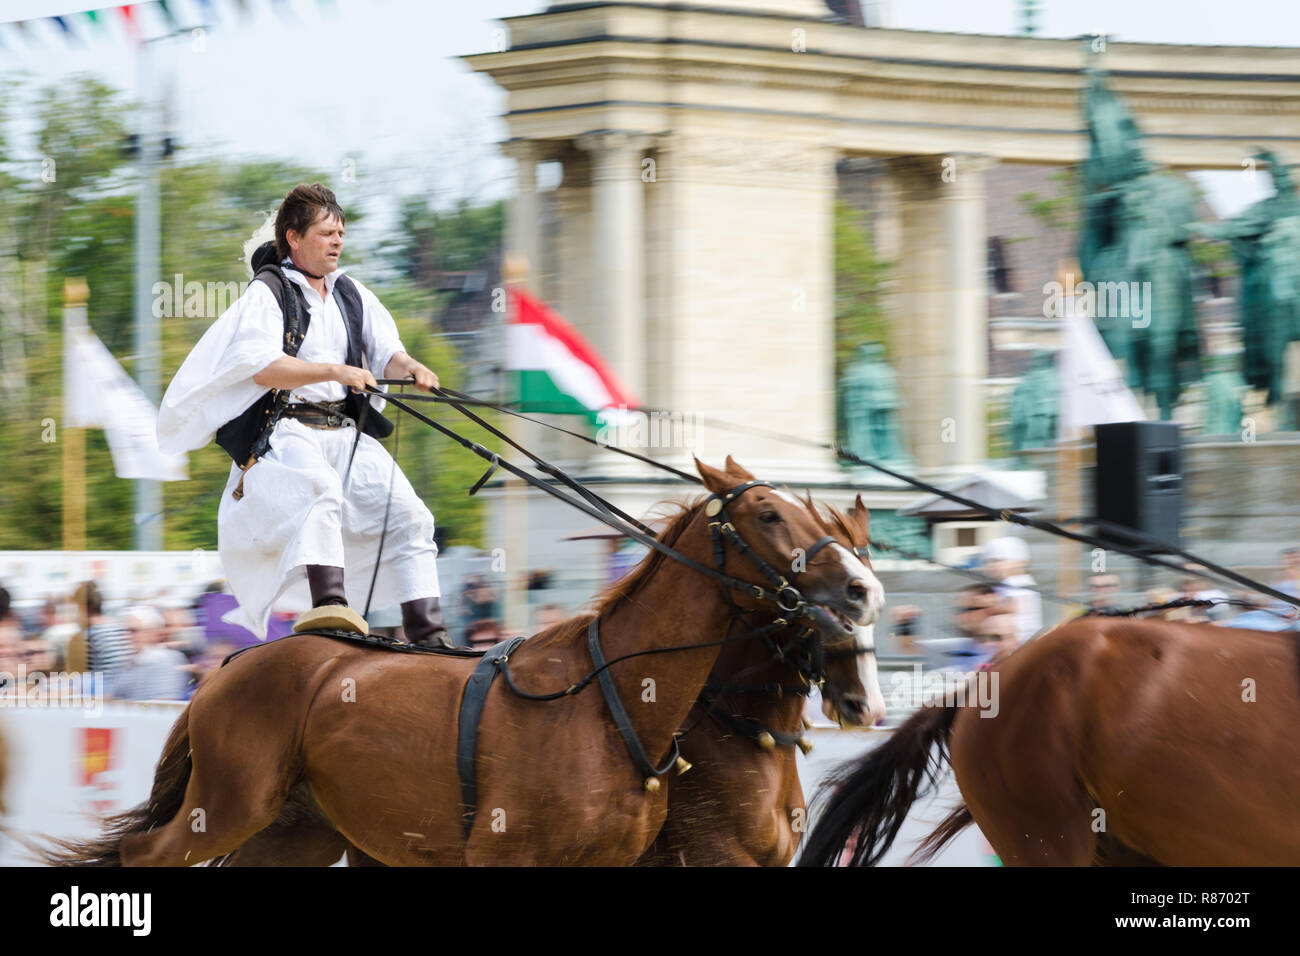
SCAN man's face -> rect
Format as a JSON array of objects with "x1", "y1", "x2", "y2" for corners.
[{"x1": 288, "y1": 212, "x2": 344, "y2": 277}]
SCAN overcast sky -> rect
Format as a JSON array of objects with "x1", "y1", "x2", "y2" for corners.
[{"x1": 1, "y1": 0, "x2": 1289, "y2": 233}]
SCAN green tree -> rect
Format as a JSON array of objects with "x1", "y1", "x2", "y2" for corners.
[{"x1": 834, "y1": 199, "x2": 891, "y2": 383}]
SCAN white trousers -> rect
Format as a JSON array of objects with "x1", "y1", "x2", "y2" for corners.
[{"x1": 217, "y1": 417, "x2": 440, "y2": 638}]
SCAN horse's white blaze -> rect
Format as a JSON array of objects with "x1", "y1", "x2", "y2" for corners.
[
  {"x1": 855, "y1": 624, "x2": 888, "y2": 724},
  {"x1": 768, "y1": 487, "x2": 803, "y2": 509},
  {"x1": 830, "y1": 543, "x2": 885, "y2": 624}
]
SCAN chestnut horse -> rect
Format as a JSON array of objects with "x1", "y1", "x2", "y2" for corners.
[
  {"x1": 799, "y1": 614, "x2": 1300, "y2": 866},
  {"x1": 215, "y1": 493, "x2": 886, "y2": 869},
  {"x1": 636, "y1": 495, "x2": 887, "y2": 866},
  {"x1": 39, "y1": 456, "x2": 881, "y2": 867}
]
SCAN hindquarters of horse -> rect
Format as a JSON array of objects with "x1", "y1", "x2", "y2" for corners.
[{"x1": 948, "y1": 617, "x2": 1300, "y2": 866}]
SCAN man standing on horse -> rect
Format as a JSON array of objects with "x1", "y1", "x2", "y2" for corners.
[{"x1": 158, "y1": 183, "x2": 448, "y2": 647}]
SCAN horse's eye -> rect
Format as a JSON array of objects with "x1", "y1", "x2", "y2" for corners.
[{"x1": 759, "y1": 511, "x2": 781, "y2": 524}]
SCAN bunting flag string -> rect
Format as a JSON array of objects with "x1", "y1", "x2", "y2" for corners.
[{"x1": 0, "y1": 0, "x2": 342, "y2": 52}]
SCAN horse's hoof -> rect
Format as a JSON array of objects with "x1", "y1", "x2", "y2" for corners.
[{"x1": 294, "y1": 604, "x2": 369, "y2": 636}]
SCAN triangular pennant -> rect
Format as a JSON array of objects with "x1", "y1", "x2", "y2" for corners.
[
  {"x1": 155, "y1": 0, "x2": 178, "y2": 29},
  {"x1": 50, "y1": 15, "x2": 80, "y2": 44},
  {"x1": 119, "y1": 4, "x2": 140, "y2": 39},
  {"x1": 84, "y1": 10, "x2": 103, "y2": 31}
]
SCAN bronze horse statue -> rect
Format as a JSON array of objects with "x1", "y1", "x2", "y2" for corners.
[
  {"x1": 37, "y1": 456, "x2": 882, "y2": 866},
  {"x1": 799, "y1": 614, "x2": 1300, "y2": 866}
]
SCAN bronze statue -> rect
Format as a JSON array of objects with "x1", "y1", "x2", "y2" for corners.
[
  {"x1": 1200, "y1": 152, "x2": 1300, "y2": 420},
  {"x1": 1078, "y1": 63, "x2": 1202, "y2": 419},
  {"x1": 1009, "y1": 350, "x2": 1058, "y2": 452},
  {"x1": 837, "y1": 342, "x2": 911, "y2": 467}
]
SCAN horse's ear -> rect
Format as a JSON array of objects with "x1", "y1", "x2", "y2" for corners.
[
  {"x1": 723, "y1": 455, "x2": 755, "y2": 480},
  {"x1": 849, "y1": 494, "x2": 871, "y2": 538},
  {"x1": 694, "y1": 457, "x2": 732, "y2": 494}
]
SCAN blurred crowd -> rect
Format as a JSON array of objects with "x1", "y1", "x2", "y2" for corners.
[
  {"x1": 0, "y1": 573, "x2": 576, "y2": 702},
  {"x1": 892, "y1": 540, "x2": 1300, "y2": 673},
  {"x1": 0, "y1": 580, "x2": 241, "y2": 701}
]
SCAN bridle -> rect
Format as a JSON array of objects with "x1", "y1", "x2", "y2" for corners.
[
  {"x1": 691, "y1": 526, "x2": 877, "y2": 753},
  {"x1": 493, "y1": 478, "x2": 871, "y2": 788}
]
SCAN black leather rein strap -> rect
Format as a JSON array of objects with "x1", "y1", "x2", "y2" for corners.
[
  {"x1": 458, "y1": 635, "x2": 527, "y2": 839},
  {"x1": 587, "y1": 617, "x2": 681, "y2": 783}
]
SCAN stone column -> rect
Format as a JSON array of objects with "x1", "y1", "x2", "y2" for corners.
[
  {"x1": 576, "y1": 132, "x2": 650, "y2": 404},
  {"x1": 885, "y1": 154, "x2": 990, "y2": 474},
  {"x1": 502, "y1": 139, "x2": 541, "y2": 281}
]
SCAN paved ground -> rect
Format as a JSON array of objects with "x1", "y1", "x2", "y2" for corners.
[{"x1": 796, "y1": 727, "x2": 995, "y2": 867}]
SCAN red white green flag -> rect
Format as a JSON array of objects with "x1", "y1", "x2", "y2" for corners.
[{"x1": 506, "y1": 287, "x2": 639, "y2": 427}]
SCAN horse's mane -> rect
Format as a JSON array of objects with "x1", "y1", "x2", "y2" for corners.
[
  {"x1": 531, "y1": 496, "x2": 706, "y2": 649},
  {"x1": 533, "y1": 486, "x2": 857, "y2": 649}
]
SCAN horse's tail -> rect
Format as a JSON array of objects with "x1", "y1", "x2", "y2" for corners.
[
  {"x1": 798, "y1": 703, "x2": 963, "y2": 867},
  {"x1": 27, "y1": 706, "x2": 193, "y2": 867}
]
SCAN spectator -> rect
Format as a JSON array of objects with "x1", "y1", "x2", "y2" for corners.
[
  {"x1": 19, "y1": 637, "x2": 56, "y2": 673},
  {"x1": 1272, "y1": 548, "x2": 1300, "y2": 599},
  {"x1": 0, "y1": 586, "x2": 21, "y2": 677},
  {"x1": 531, "y1": 603, "x2": 566, "y2": 634},
  {"x1": 463, "y1": 576, "x2": 499, "y2": 624},
  {"x1": 76, "y1": 581, "x2": 134, "y2": 696},
  {"x1": 184, "y1": 640, "x2": 238, "y2": 699},
  {"x1": 952, "y1": 583, "x2": 1017, "y2": 666},
  {"x1": 1145, "y1": 587, "x2": 1196, "y2": 622},
  {"x1": 1085, "y1": 574, "x2": 1122, "y2": 613},
  {"x1": 1177, "y1": 565, "x2": 1228, "y2": 622},
  {"x1": 889, "y1": 604, "x2": 922, "y2": 655},
  {"x1": 981, "y1": 537, "x2": 1042, "y2": 644},
  {"x1": 466, "y1": 618, "x2": 503, "y2": 650},
  {"x1": 117, "y1": 605, "x2": 190, "y2": 701}
]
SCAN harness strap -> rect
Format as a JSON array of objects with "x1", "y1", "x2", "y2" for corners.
[
  {"x1": 698, "y1": 693, "x2": 806, "y2": 751},
  {"x1": 587, "y1": 618, "x2": 680, "y2": 781},
  {"x1": 457, "y1": 636, "x2": 527, "y2": 838}
]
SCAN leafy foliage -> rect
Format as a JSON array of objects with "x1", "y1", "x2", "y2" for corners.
[{"x1": 0, "y1": 77, "x2": 496, "y2": 552}]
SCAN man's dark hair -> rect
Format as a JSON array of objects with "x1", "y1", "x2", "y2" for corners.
[
  {"x1": 0, "y1": 585, "x2": 9, "y2": 621},
  {"x1": 274, "y1": 183, "x2": 345, "y2": 260}
]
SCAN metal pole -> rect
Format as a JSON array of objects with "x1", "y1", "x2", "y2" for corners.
[{"x1": 132, "y1": 37, "x2": 162, "y2": 551}]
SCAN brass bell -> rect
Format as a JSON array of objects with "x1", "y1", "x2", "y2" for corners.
[
  {"x1": 644, "y1": 777, "x2": 661, "y2": 793},
  {"x1": 675, "y1": 756, "x2": 692, "y2": 776},
  {"x1": 797, "y1": 737, "x2": 814, "y2": 756},
  {"x1": 757, "y1": 731, "x2": 776, "y2": 751}
]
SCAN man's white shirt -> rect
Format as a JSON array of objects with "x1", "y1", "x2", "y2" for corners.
[{"x1": 157, "y1": 264, "x2": 405, "y2": 455}]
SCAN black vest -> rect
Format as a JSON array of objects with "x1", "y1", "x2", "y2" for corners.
[{"x1": 214, "y1": 266, "x2": 394, "y2": 464}]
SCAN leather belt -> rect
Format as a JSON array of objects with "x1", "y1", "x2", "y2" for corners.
[{"x1": 281, "y1": 401, "x2": 355, "y2": 429}]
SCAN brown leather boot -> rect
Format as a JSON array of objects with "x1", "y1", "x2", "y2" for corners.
[
  {"x1": 294, "y1": 565, "x2": 368, "y2": 635},
  {"x1": 401, "y1": 597, "x2": 451, "y2": 648}
]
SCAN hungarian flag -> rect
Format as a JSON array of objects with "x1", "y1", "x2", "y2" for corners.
[{"x1": 506, "y1": 287, "x2": 639, "y2": 427}]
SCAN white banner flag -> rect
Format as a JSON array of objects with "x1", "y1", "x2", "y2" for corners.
[
  {"x1": 1058, "y1": 296, "x2": 1146, "y2": 438},
  {"x1": 64, "y1": 326, "x2": 188, "y2": 481}
]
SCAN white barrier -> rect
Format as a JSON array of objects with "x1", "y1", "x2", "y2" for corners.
[
  {"x1": 0, "y1": 707, "x2": 990, "y2": 867},
  {"x1": 0, "y1": 702, "x2": 184, "y2": 866}
]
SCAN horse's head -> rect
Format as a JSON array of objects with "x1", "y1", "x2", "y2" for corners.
[
  {"x1": 817, "y1": 496, "x2": 888, "y2": 727},
  {"x1": 694, "y1": 457, "x2": 885, "y2": 726}
]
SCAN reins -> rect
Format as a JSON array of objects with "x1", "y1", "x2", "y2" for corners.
[{"x1": 369, "y1": 382, "x2": 1300, "y2": 618}]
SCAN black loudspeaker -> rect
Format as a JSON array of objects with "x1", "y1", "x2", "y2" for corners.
[{"x1": 1094, "y1": 422, "x2": 1183, "y2": 553}]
